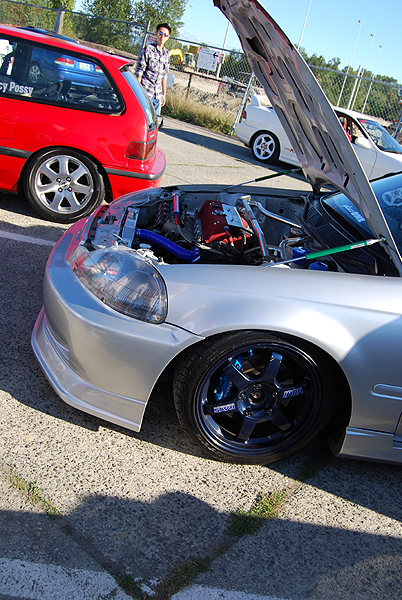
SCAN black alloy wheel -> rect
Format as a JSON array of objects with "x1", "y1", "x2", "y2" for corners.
[{"x1": 174, "y1": 331, "x2": 337, "y2": 464}]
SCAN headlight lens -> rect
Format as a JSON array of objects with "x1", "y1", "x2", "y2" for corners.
[{"x1": 68, "y1": 246, "x2": 167, "y2": 323}]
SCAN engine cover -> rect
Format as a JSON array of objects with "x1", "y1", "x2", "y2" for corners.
[{"x1": 197, "y1": 200, "x2": 249, "y2": 248}]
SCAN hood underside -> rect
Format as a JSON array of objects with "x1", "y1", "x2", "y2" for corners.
[{"x1": 214, "y1": 0, "x2": 402, "y2": 272}]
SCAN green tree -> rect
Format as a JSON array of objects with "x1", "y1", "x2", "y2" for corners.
[
  {"x1": 83, "y1": 0, "x2": 133, "y2": 21},
  {"x1": 1, "y1": 0, "x2": 57, "y2": 28},
  {"x1": 132, "y1": 0, "x2": 186, "y2": 37},
  {"x1": 219, "y1": 50, "x2": 251, "y2": 80},
  {"x1": 81, "y1": 0, "x2": 134, "y2": 49},
  {"x1": 44, "y1": 0, "x2": 76, "y2": 34},
  {"x1": 46, "y1": 0, "x2": 75, "y2": 10}
]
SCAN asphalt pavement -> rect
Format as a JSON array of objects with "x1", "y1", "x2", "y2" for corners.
[{"x1": 0, "y1": 118, "x2": 401, "y2": 600}]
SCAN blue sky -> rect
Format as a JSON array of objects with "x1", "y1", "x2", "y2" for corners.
[{"x1": 178, "y1": 0, "x2": 402, "y2": 84}]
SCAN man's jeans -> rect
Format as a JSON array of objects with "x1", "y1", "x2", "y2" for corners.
[{"x1": 151, "y1": 95, "x2": 161, "y2": 116}]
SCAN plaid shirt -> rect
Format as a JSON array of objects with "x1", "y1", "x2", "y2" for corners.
[{"x1": 136, "y1": 42, "x2": 170, "y2": 100}]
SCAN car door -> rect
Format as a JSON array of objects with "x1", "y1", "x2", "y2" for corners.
[{"x1": 336, "y1": 111, "x2": 377, "y2": 179}]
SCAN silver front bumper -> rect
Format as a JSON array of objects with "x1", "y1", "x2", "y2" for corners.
[{"x1": 31, "y1": 224, "x2": 201, "y2": 432}]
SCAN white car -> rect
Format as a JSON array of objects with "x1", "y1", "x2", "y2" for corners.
[{"x1": 235, "y1": 95, "x2": 402, "y2": 180}]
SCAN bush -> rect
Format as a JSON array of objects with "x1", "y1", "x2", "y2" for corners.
[{"x1": 162, "y1": 89, "x2": 236, "y2": 135}]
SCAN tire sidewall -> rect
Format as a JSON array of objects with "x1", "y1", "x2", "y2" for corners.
[
  {"x1": 174, "y1": 331, "x2": 336, "y2": 464},
  {"x1": 251, "y1": 131, "x2": 280, "y2": 163},
  {"x1": 23, "y1": 148, "x2": 105, "y2": 223},
  {"x1": 28, "y1": 62, "x2": 42, "y2": 84}
]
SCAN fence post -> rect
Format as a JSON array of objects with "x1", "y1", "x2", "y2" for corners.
[
  {"x1": 54, "y1": 4, "x2": 65, "y2": 34},
  {"x1": 185, "y1": 72, "x2": 193, "y2": 99},
  {"x1": 230, "y1": 71, "x2": 254, "y2": 136},
  {"x1": 136, "y1": 20, "x2": 150, "y2": 70}
]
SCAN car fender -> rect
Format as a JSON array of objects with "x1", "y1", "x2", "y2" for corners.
[
  {"x1": 160, "y1": 263, "x2": 402, "y2": 432},
  {"x1": 370, "y1": 148, "x2": 402, "y2": 180},
  {"x1": 20, "y1": 144, "x2": 110, "y2": 194}
]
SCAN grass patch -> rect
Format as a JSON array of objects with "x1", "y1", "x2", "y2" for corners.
[
  {"x1": 163, "y1": 91, "x2": 235, "y2": 135},
  {"x1": 151, "y1": 557, "x2": 211, "y2": 600},
  {"x1": 8, "y1": 473, "x2": 60, "y2": 518},
  {"x1": 295, "y1": 446, "x2": 334, "y2": 483},
  {"x1": 115, "y1": 574, "x2": 147, "y2": 599},
  {"x1": 225, "y1": 490, "x2": 289, "y2": 538}
]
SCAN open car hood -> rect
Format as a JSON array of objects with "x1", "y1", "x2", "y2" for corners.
[{"x1": 214, "y1": 0, "x2": 402, "y2": 273}]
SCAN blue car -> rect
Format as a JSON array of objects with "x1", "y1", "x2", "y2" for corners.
[
  {"x1": 15, "y1": 28, "x2": 106, "y2": 88},
  {"x1": 28, "y1": 46, "x2": 107, "y2": 88}
]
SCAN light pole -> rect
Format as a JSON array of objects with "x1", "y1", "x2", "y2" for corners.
[
  {"x1": 184, "y1": 4, "x2": 193, "y2": 38},
  {"x1": 347, "y1": 65, "x2": 363, "y2": 109},
  {"x1": 216, "y1": 21, "x2": 231, "y2": 78},
  {"x1": 362, "y1": 45, "x2": 383, "y2": 112},
  {"x1": 297, "y1": 0, "x2": 312, "y2": 50},
  {"x1": 350, "y1": 32, "x2": 375, "y2": 110},
  {"x1": 337, "y1": 19, "x2": 362, "y2": 107}
]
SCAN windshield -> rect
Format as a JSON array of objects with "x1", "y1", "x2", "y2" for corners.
[
  {"x1": 322, "y1": 174, "x2": 402, "y2": 255},
  {"x1": 358, "y1": 118, "x2": 402, "y2": 154},
  {"x1": 121, "y1": 67, "x2": 157, "y2": 129}
]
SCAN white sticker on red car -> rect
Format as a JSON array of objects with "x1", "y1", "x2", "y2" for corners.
[{"x1": 0, "y1": 81, "x2": 34, "y2": 96}]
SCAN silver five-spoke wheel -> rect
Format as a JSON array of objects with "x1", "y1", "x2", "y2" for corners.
[{"x1": 251, "y1": 131, "x2": 280, "y2": 162}]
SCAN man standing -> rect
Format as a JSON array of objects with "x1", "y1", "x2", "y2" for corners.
[{"x1": 136, "y1": 23, "x2": 171, "y2": 116}]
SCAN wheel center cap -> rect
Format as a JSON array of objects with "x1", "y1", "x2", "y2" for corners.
[{"x1": 249, "y1": 388, "x2": 266, "y2": 404}]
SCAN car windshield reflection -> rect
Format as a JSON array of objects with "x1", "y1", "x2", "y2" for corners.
[{"x1": 359, "y1": 118, "x2": 402, "y2": 154}]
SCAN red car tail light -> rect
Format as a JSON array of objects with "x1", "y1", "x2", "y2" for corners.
[
  {"x1": 125, "y1": 138, "x2": 156, "y2": 160},
  {"x1": 242, "y1": 109, "x2": 247, "y2": 120},
  {"x1": 54, "y1": 57, "x2": 75, "y2": 68}
]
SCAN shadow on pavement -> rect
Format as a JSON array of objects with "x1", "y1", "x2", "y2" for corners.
[
  {"x1": 0, "y1": 191, "x2": 69, "y2": 242},
  {"x1": 0, "y1": 481, "x2": 401, "y2": 599}
]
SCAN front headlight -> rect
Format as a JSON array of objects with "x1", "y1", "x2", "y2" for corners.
[{"x1": 68, "y1": 246, "x2": 167, "y2": 323}]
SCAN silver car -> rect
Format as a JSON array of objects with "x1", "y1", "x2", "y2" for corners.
[{"x1": 32, "y1": 0, "x2": 402, "y2": 465}]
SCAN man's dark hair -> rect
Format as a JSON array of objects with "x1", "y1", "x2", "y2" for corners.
[{"x1": 156, "y1": 23, "x2": 171, "y2": 35}]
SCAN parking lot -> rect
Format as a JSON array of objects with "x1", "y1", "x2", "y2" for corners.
[{"x1": 0, "y1": 118, "x2": 401, "y2": 600}]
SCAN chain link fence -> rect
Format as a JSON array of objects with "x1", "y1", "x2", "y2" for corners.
[
  {"x1": 310, "y1": 65, "x2": 402, "y2": 137},
  {"x1": 1, "y1": 0, "x2": 401, "y2": 139}
]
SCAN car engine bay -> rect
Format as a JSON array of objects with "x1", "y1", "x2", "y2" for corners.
[{"x1": 80, "y1": 185, "x2": 396, "y2": 276}]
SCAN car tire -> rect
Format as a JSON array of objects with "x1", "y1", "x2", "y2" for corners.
[
  {"x1": 23, "y1": 149, "x2": 105, "y2": 223},
  {"x1": 174, "y1": 331, "x2": 337, "y2": 464},
  {"x1": 27, "y1": 61, "x2": 43, "y2": 84},
  {"x1": 251, "y1": 131, "x2": 280, "y2": 162}
]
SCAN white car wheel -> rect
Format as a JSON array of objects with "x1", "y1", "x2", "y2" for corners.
[{"x1": 251, "y1": 131, "x2": 280, "y2": 162}]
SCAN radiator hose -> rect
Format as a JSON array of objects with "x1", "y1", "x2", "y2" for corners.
[{"x1": 134, "y1": 229, "x2": 201, "y2": 262}]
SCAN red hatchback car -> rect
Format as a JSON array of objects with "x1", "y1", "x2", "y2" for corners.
[{"x1": 0, "y1": 25, "x2": 165, "y2": 223}]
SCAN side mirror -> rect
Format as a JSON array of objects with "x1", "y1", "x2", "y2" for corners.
[{"x1": 354, "y1": 136, "x2": 372, "y2": 150}]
